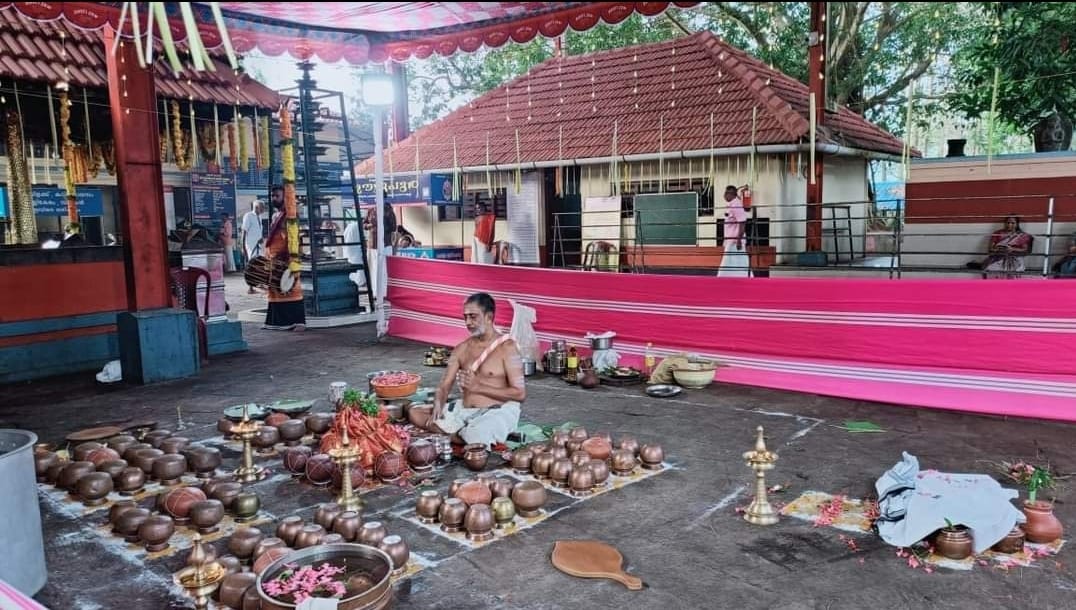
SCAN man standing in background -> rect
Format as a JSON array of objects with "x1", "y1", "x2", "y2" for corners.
[
  {"x1": 220, "y1": 212, "x2": 236, "y2": 273},
  {"x1": 473, "y1": 200, "x2": 496, "y2": 264},
  {"x1": 241, "y1": 200, "x2": 265, "y2": 293}
]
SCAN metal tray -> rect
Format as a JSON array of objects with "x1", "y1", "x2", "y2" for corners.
[{"x1": 645, "y1": 384, "x2": 683, "y2": 398}]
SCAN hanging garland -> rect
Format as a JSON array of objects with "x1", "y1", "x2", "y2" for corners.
[
  {"x1": 58, "y1": 87, "x2": 79, "y2": 232},
  {"x1": 258, "y1": 115, "x2": 271, "y2": 170},
  {"x1": 170, "y1": 101, "x2": 191, "y2": 171},
  {"x1": 238, "y1": 115, "x2": 248, "y2": 172},
  {"x1": 96, "y1": 141, "x2": 116, "y2": 176},
  {"x1": 6, "y1": 110, "x2": 37, "y2": 245},
  {"x1": 226, "y1": 123, "x2": 237, "y2": 172},
  {"x1": 279, "y1": 105, "x2": 300, "y2": 273}
]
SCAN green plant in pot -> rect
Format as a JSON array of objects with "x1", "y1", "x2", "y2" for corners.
[
  {"x1": 934, "y1": 518, "x2": 974, "y2": 560},
  {"x1": 1022, "y1": 467, "x2": 1063, "y2": 544}
]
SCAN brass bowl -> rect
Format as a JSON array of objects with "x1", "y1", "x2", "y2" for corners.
[
  {"x1": 97, "y1": 459, "x2": 129, "y2": 480},
  {"x1": 305, "y1": 413, "x2": 334, "y2": 437},
  {"x1": 491, "y1": 496, "x2": 516, "y2": 528},
  {"x1": 570, "y1": 451, "x2": 591, "y2": 468},
  {"x1": 158, "y1": 436, "x2": 191, "y2": 455},
  {"x1": 610, "y1": 449, "x2": 637, "y2": 476},
  {"x1": 277, "y1": 419, "x2": 306, "y2": 446},
  {"x1": 122, "y1": 443, "x2": 153, "y2": 462},
  {"x1": 152, "y1": 454, "x2": 187, "y2": 486},
  {"x1": 189, "y1": 499, "x2": 225, "y2": 535},
  {"x1": 106, "y1": 435, "x2": 139, "y2": 456},
  {"x1": 550, "y1": 458, "x2": 573, "y2": 487},
  {"x1": 589, "y1": 459, "x2": 610, "y2": 487},
  {"x1": 115, "y1": 466, "x2": 146, "y2": 495},
  {"x1": 233, "y1": 493, "x2": 261, "y2": 523},
  {"x1": 251, "y1": 537, "x2": 287, "y2": 562},
  {"x1": 255, "y1": 543, "x2": 394, "y2": 610},
  {"x1": 139, "y1": 515, "x2": 175, "y2": 552},
  {"x1": 210, "y1": 481, "x2": 243, "y2": 510},
  {"x1": 109, "y1": 500, "x2": 139, "y2": 530},
  {"x1": 185, "y1": 447, "x2": 222, "y2": 479},
  {"x1": 617, "y1": 435, "x2": 639, "y2": 456},
  {"x1": 568, "y1": 426, "x2": 588, "y2": 442},
  {"x1": 73, "y1": 442, "x2": 105, "y2": 462},
  {"x1": 131, "y1": 448, "x2": 164, "y2": 476},
  {"x1": 639, "y1": 443, "x2": 665, "y2": 469},
  {"x1": 531, "y1": 453, "x2": 555, "y2": 478},
  {"x1": 489, "y1": 478, "x2": 515, "y2": 499},
  {"x1": 114, "y1": 507, "x2": 151, "y2": 543},
  {"x1": 58, "y1": 461, "x2": 96, "y2": 492},
  {"x1": 569, "y1": 466, "x2": 594, "y2": 497}
]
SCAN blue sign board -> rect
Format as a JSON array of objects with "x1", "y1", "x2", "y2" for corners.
[
  {"x1": 429, "y1": 173, "x2": 459, "y2": 206},
  {"x1": 191, "y1": 171, "x2": 237, "y2": 222},
  {"x1": 352, "y1": 173, "x2": 459, "y2": 207},
  {"x1": 397, "y1": 246, "x2": 465, "y2": 261},
  {"x1": 0, "y1": 186, "x2": 7, "y2": 217},
  {"x1": 30, "y1": 187, "x2": 105, "y2": 216}
]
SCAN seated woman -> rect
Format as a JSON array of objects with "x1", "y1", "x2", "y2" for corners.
[
  {"x1": 1052, "y1": 231, "x2": 1076, "y2": 278},
  {"x1": 979, "y1": 216, "x2": 1032, "y2": 279}
]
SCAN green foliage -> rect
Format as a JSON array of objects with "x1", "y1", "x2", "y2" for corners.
[
  {"x1": 950, "y1": 2, "x2": 1076, "y2": 133},
  {"x1": 1027, "y1": 467, "x2": 1054, "y2": 503}
]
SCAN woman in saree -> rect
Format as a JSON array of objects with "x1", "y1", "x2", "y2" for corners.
[
  {"x1": 263, "y1": 186, "x2": 307, "y2": 331},
  {"x1": 981, "y1": 216, "x2": 1032, "y2": 279}
]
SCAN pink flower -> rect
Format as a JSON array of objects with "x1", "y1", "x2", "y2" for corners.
[
  {"x1": 908, "y1": 556, "x2": 920, "y2": 569},
  {"x1": 924, "y1": 566, "x2": 933, "y2": 574}
]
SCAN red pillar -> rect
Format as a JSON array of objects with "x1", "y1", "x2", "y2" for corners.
[
  {"x1": 104, "y1": 27, "x2": 171, "y2": 310},
  {"x1": 806, "y1": 1, "x2": 827, "y2": 252}
]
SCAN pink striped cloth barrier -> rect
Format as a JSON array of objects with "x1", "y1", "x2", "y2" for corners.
[
  {"x1": 387, "y1": 257, "x2": 1076, "y2": 422},
  {"x1": 0, "y1": 579, "x2": 48, "y2": 610}
]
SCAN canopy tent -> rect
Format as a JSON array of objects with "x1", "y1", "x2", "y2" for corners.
[{"x1": 1, "y1": 2, "x2": 700, "y2": 65}]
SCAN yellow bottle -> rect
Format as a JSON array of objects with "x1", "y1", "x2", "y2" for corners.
[{"x1": 644, "y1": 343, "x2": 656, "y2": 377}]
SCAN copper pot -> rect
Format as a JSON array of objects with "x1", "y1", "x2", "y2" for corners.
[
  {"x1": 277, "y1": 419, "x2": 306, "y2": 446},
  {"x1": 282, "y1": 446, "x2": 312, "y2": 476},
  {"x1": 218, "y1": 555, "x2": 243, "y2": 577},
  {"x1": 934, "y1": 527, "x2": 973, "y2": 560},
  {"x1": 569, "y1": 466, "x2": 594, "y2": 496},
  {"x1": 219, "y1": 572, "x2": 257, "y2": 609},
  {"x1": 152, "y1": 454, "x2": 187, "y2": 485},
  {"x1": 1023, "y1": 501, "x2": 1064, "y2": 543},
  {"x1": 77, "y1": 472, "x2": 114, "y2": 506},
  {"x1": 490, "y1": 478, "x2": 515, "y2": 499},
  {"x1": 252, "y1": 547, "x2": 290, "y2": 576},
  {"x1": 216, "y1": 418, "x2": 235, "y2": 438},
  {"x1": 463, "y1": 444, "x2": 489, "y2": 471},
  {"x1": 58, "y1": 461, "x2": 96, "y2": 492},
  {"x1": 97, "y1": 459, "x2": 128, "y2": 480},
  {"x1": 162, "y1": 486, "x2": 207, "y2": 524},
  {"x1": 510, "y1": 481, "x2": 547, "y2": 517},
  {"x1": 251, "y1": 537, "x2": 287, "y2": 562},
  {"x1": 211, "y1": 482, "x2": 243, "y2": 510},
  {"x1": 464, "y1": 504, "x2": 495, "y2": 542},
  {"x1": 611, "y1": 448, "x2": 637, "y2": 475},
  {"x1": 569, "y1": 426, "x2": 588, "y2": 442},
  {"x1": 109, "y1": 500, "x2": 139, "y2": 529},
  {"x1": 373, "y1": 451, "x2": 407, "y2": 482},
  {"x1": 357, "y1": 521, "x2": 387, "y2": 547},
  {"x1": 531, "y1": 453, "x2": 555, "y2": 479},
  {"x1": 565, "y1": 439, "x2": 583, "y2": 454},
  {"x1": 115, "y1": 507, "x2": 151, "y2": 543},
  {"x1": 201, "y1": 475, "x2": 236, "y2": 498},
  {"x1": 233, "y1": 493, "x2": 261, "y2": 523},
  {"x1": 510, "y1": 449, "x2": 534, "y2": 474},
  {"x1": 314, "y1": 503, "x2": 345, "y2": 530},
  {"x1": 158, "y1": 437, "x2": 191, "y2": 455},
  {"x1": 550, "y1": 431, "x2": 570, "y2": 448},
  {"x1": 131, "y1": 448, "x2": 164, "y2": 476},
  {"x1": 305, "y1": 413, "x2": 334, "y2": 437},
  {"x1": 550, "y1": 458, "x2": 573, "y2": 487},
  {"x1": 143, "y1": 430, "x2": 173, "y2": 448},
  {"x1": 379, "y1": 535, "x2": 410, "y2": 573},
  {"x1": 304, "y1": 454, "x2": 335, "y2": 486},
  {"x1": 333, "y1": 510, "x2": 363, "y2": 541},
  {"x1": 321, "y1": 533, "x2": 346, "y2": 546},
  {"x1": 84, "y1": 446, "x2": 122, "y2": 467},
  {"x1": 190, "y1": 499, "x2": 225, "y2": 534},
  {"x1": 228, "y1": 526, "x2": 265, "y2": 563},
  {"x1": 571, "y1": 451, "x2": 591, "y2": 468},
  {"x1": 276, "y1": 516, "x2": 304, "y2": 546},
  {"x1": 455, "y1": 479, "x2": 493, "y2": 506},
  {"x1": 122, "y1": 443, "x2": 153, "y2": 462},
  {"x1": 73, "y1": 442, "x2": 105, "y2": 462},
  {"x1": 107, "y1": 435, "x2": 139, "y2": 456},
  {"x1": 115, "y1": 467, "x2": 146, "y2": 495},
  {"x1": 254, "y1": 426, "x2": 280, "y2": 454},
  {"x1": 139, "y1": 515, "x2": 175, "y2": 552},
  {"x1": 589, "y1": 459, "x2": 610, "y2": 487},
  {"x1": 265, "y1": 412, "x2": 289, "y2": 428},
  {"x1": 581, "y1": 437, "x2": 612, "y2": 461},
  {"x1": 639, "y1": 444, "x2": 664, "y2": 469},
  {"x1": 549, "y1": 446, "x2": 570, "y2": 461},
  {"x1": 331, "y1": 461, "x2": 367, "y2": 491},
  {"x1": 617, "y1": 435, "x2": 639, "y2": 456},
  {"x1": 415, "y1": 490, "x2": 443, "y2": 524},
  {"x1": 992, "y1": 526, "x2": 1026, "y2": 554},
  {"x1": 34, "y1": 451, "x2": 58, "y2": 482},
  {"x1": 45, "y1": 460, "x2": 68, "y2": 485},
  {"x1": 491, "y1": 497, "x2": 516, "y2": 528},
  {"x1": 293, "y1": 524, "x2": 325, "y2": 549},
  {"x1": 186, "y1": 447, "x2": 222, "y2": 479},
  {"x1": 439, "y1": 499, "x2": 467, "y2": 533},
  {"x1": 448, "y1": 478, "x2": 470, "y2": 498},
  {"x1": 406, "y1": 439, "x2": 438, "y2": 472}
]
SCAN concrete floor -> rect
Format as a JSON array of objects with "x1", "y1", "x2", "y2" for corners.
[{"x1": 3, "y1": 275, "x2": 1074, "y2": 610}]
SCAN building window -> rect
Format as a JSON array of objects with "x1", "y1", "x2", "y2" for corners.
[{"x1": 438, "y1": 188, "x2": 508, "y2": 221}]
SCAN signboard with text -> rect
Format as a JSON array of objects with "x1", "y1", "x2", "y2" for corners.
[
  {"x1": 191, "y1": 171, "x2": 237, "y2": 223},
  {"x1": 353, "y1": 173, "x2": 459, "y2": 207},
  {"x1": 30, "y1": 186, "x2": 104, "y2": 216}
]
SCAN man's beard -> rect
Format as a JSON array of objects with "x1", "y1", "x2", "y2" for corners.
[{"x1": 469, "y1": 323, "x2": 486, "y2": 338}]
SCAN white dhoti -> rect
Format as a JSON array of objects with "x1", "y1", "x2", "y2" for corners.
[
  {"x1": 717, "y1": 242, "x2": 751, "y2": 277},
  {"x1": 432, "y1": 400, "x2": 521, "y2": 446},
  {"x1": 472, "y1": 237, "x2": 495, "y2": 264}
]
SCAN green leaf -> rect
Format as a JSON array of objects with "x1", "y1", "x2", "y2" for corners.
[{"x1": 840, "y1": 420, "x2": 886, "y2": 433}]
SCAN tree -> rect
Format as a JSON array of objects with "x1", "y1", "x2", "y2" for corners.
[{"x1": 950, "y1": 2, "x2": 1076, "y2": 151}]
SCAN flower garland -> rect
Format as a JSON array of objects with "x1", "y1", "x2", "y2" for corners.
[
  {"x1": 258, "y1": 115, "x2": 270, "y2": 170},
  {"x1": 58, "y1": 88, "x2": 78, "y2": 232},
  {"x1": 226, "y1": 123, "x2": 237, "y2": 172},
  {"x1": 198, "y1": 123, "x2": 218, "y2": 165},
  {"x1": 96, "y1": 141, "x2": 116, "y2": 176},
  {"x1": 279, "y1": 105, "x2": 300, "y2": 273},
  {"x1": 237, "y1": 115, "x2": 248, "y2": 172},
  {"x1": 5, "y1": 110, "x2": 37, "y2": 245},
  {"x1": 170, "y1": 101, "x2": 191, "y2": 171}
]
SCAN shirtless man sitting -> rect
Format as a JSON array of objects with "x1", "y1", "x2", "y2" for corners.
[{"x1": 410, "y1": 292, "x2": 526, "y2": 447}]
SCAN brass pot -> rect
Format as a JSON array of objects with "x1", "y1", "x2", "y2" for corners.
[
  {"x1": 1023, "y1": 501, "x2": 1064, "y2": 543},
  {"x1": 510, "y1": 449, "x2": 534, "y2": 474},
  {"x1": 152, "y1": 454, "x2": 187, "y2": 486},
  {"x1": 115, "y1": 507, "x2": 151, "y2": 543},
  {"x1": 358, "y1": 520, "x2": 388, "y2": 547},
  {"x1": 565, "y1": 439, "x2": 583, "y2": 454},
  {"x1": 276, "y1": 516, "x2": 304, "y2": 546},
  {"x1": 569, "y1": 426, "x2": 588, "y2": 442},
  {"x1": 321, "y1": 533, "x2": 346, "y2": 546},
  {"x1": 639, "y1": 444, "x2": 664, "y2": 469},
  {"x1": 464, "y1": 504, "x2": 495, "y2": 542},
  {"x1": 992, "y1": 526, "x2": 1026, "y2": 554},
  {"x1": 189, "y1": 499, "x2": 225, "y2": 534},
  {"x1": 107, "y1": 435, "x2": 139, "y2": 457},
  {"x1": 611, "y1": 448, "x2": 637, "y2": 475},
  {"x1": 378, "y1": 534, "x2": 410, "y2": 574},
  {"x1": 455, "y1": 480, "x2": 492, "y2": 506},
  {"x1": 186, "y1": 447, "x2": 222, "y2": 479},
  {"x1": 139, "y1": 514, "x2": 175, "y2": 552},
  {"x1": 158, "y1": 436, "x2": 191, "y2": 455},
  {"x1": 251, "y1": 536, "x2": 287, "y2": 562},
  {"x1": 315, "y1": 502, "x2": 345, "y2": 530},
  {"x1": 211, "y1": 482, "x2": 243, "y2": 510},
  {"x1": 491, "y1": 497, "x2": 516, "y2": 528},
  {"x1": 490, "y1": 478, "x2": 515, "y2": 499},
  {"x1": 73, "y1": 442, "x2": 105, "y2": 462},
  {"x1": 58, "y1": 461, "x2": 96, "y2": 492},
  {"x1": 406, "y1": 439, "x2": 438, "y2": 472},
  {"x1": 531, "y1": 453, "x2": 555, "y2": 478},
  {"x1": 115, "y1": 467, "x2": 146, "y2": 495},
  {"x1": 589, "y1": 459, "x2": 610, "y2": 487},
  {"x1": 570, "y1": 451, "x2": 591, "y2": 468},
  {"x1": 569, "y1": 466, "x2": 594, "y2": 496},
  {"x1": 463, "y1": 444, "x2": 489, "y2": 471},
  {"x1": 77, "y1": 472, "x2": 114, "y2": 506},
  {"x1": 510, "y1": 481, "x2": 547, "y2": 518},
  {"x1": 934, "y1": 527, "x2": 973, "y2": 560},
  {"x1": 581, "y1": 438, "x2": 612, "y2": 461},
  {"x1": 293, "y1": 524, "x2": 325, "y2": 549},
  {"x1": 373, "y1": 452, "x2": 407, "y2": 482},
  {"x1": 97, "y1": 459, "x2": 129, "y2": 480},
  {"x1": 232, "y1": 493, "x2": 261, "y2": 523},
  {"x1": 617, "y1": 435, "x2": 639, "y2": 456},
  {"x1": 282, "y1": 446, "x2": 312, "y2": 476},
  {"x1": 228, "y1": 526, "x2": 265, "y2": 563},
  {"x1": 277, "y1": 419, "x2": 306, "y2": 446},
  {"x1": 550, "y1": 458, "x2": 573, "y2": 487},
  {"x1": 415, "y1": 490, "x2": 443, "y2": 524},
  {"x1": 333, "y1": 510, "x2": 363, "y2": 541},
  {"x1": 550, "y1": 431, "x2": 570, "y2": 448},
  {"x1": 439, "y1": 498, "x2": 467, "y2": 533},
  {"x1": 549, "y1": 446, "x2": 570, "y2": 461}
]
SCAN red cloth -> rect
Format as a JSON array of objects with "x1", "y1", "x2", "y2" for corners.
[{"x1": 474, "y1": 213, "x2": 495, "y2": 247}]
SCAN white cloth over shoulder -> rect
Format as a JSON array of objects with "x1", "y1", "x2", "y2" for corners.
[{"x1": 432, "y1": 400, "x2": 521, "y2": 447}]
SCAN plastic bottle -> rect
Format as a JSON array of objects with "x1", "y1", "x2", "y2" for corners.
[{"x1": 644, "y1": 343, "x2": 656, "y2": 378}]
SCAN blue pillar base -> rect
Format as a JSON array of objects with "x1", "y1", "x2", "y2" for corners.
[
  {"x1": 207, "y1": 319, "x2": 248, "y2": 356},
  {"x1": 118, "y1": 308, "x2": 199, "y2": 384}
]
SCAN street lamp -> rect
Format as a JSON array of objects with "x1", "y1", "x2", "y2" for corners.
[{"x1": 361, "y1": 71, "x2": 395, "y2": 338}]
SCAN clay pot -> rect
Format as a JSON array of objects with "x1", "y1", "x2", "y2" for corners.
[
  {"x1": 491, "y1": 496, "x2": 516, "y2": 528},
  {"x1": 992, "y1": 526, "x2": 1026, "y2": 554},
  {"x1": 357, "y1": 521, "x2": 387, "y2": 547},
  {"x1": 253, "y1": 426, "x2": 280, "y2": 454},
  {"x1": 58, "y1": 461, "x2": 95, "y2": 492},
  {"x1": 617, "y1": 435, "x2": 639, "y2": 456},
  {"x1": 569, "y1": 467, "x2": 594, "y2": 496},
  {"x1": 276, "y1": 516, "x2": 305, "y2": 546},
  {"x1": 439, "y1": 499, "x2": 467, "y2": 533},
  {"x1": 314, "y1": 503, "x2": 345, "y2": 530},
  {"x1": 74, "y1": 442, "x2": 105, "y2": 462},
  {"x1": 282, "y1": 446, "x2": 312, "y2": 476},
  {"x1": 84, "y1": 447, "x2": 121, "y2": 467},
  {"x1": 211, "y1": 482, "x2": 243, "y2": 510},
  {"x1": 1023, "y1": 501, "x2": 1064, "y2": 543},
  {"x1": 34, "y1": 451, "x2": 58, "y2": 482},
  {"x1": 415, "y1": 490, "x2": 443, "y2": 524},
  {"x1": 158, "y1": 437, "x2": 190, "y2": 455},
  {"x1": 77, "y1": 472, "x2": 114, "y2": 506},
  {"x1": 463, "y1": 444, "x2": 489, "y2": 471},
  {"x1": 406, "y1": 439, "x2": 437, "y2": 472},
  {"x1": 639, "y1": 444, "x2": 664, "y2": 469},
  {"x1": 131, "y1": 448, "x2": 164, "y2": 476},
  {"x1": 379, "y1": 535, "x2": 410, "y2": 573},
  {"x1": 219, "y1": 572, "x2": 257, "y2": 608},
  {"x1": 45, "y1": 460, "x2": 68, "y2": 485},
  {"x1": 162, "y1": 486, "x2": 207, "y2": 524},
  {"x1": 232, "y1": 493, "x2": 260, "y2": 523},
  {"x1": 305, "y1": 413, "x2": 334, "y2": 437},
  {"x1": 565, "y1": 439, "x2": 583, "y2": 454},
  {"x1": 293, "y1": 524, "x2": 325, "y2": 549},
  {"x1": 511, "y1": 480, "x2": 548, "y2": 517},
  {"x1": 115, "y1": 467, "x2": 146, "y2": 495},
  {"x1": 109, "y1": 500, "x2": 139, "y2": 528},
  {"x1": 216, "y1": 418, "x2": 235, "y2": 438},
  {"x1": 510, "y1": 449, "x2": 534, "y2": 474},
  {"x1": 277, "y1": 419, "x2": 306, "y2": 446},
  {"x1": 581, "y1": 438, "x2": 612, "y2": 461},
  {"x1": 97, "y1": 459, "x2": 128, "y2": 480},
  {"x1": 610, "y1": 449, "x2": 637, "y2": 475},
  {"x1": 152, "y1": 454, "x2": 188, "y2": 485},
  {"x1": 589, "y1": 459, "x2": 610, "y2": 487},
  {"x1": 550, "y1": 458, "x2": 573, "y2": 487},
  {"x1": 531, "y1": 453, "x2": 555, "y2": 478},
  {"x1": 934, "y1": 527, "x2": 973, "y2": 560},
  {"x1": 189, "y1": 499, "x2": 225, "y2": 534},
  {"x1": 550, "y1": 431, "x2": 570, "y2": 448},
  {"x1": 139, "y1": 515, "x2": 175, "y2": 552},
  {"x1": 448, "y1": 478, "x2": 470, "y2": 498},
  {"x1": 115, "y1": 507, "x2": 151, "y2": 543},
  {"x1": 107, "y1": 435, "x2": 139, "y2": 456},
  {"x1": 305, "y1": 454, "x2": 335, "y2": 486},
  {"x1": 251, "y1": 537, "x2": 287, "y2": 561},
  {"x1": 252, "y1": 547, "x2": 290, "y2": 576},
  {"x1": 143, "y1": 430, "x2": 173, "y2": 448},
  {"x1": 569, "y1": 426, "x2": 588, "y2": 442},
  {"x1": 455, "y1": 480, "x2": 493, "y2": 506},
  {"x1": 490, "y1": 478, "x2": 515, "y2": 499},
  {"x1": 228, "y1": 526, "x2": 265, "y2": 563},
  {"x1": 464, "y1": 504, "x2": 495, "y2": 542},
  {"x1": 571, "y1": 451, "x2": 592, "y2": 468},
  {"x1": 186, "y1": 447, "x2": 222, "y2": 479},
  {"x1": 265, "y1": 412, "x2": 290, "y2": 428},
  {"x1": 331, "y1": 461, "x2": 366, "y2": 491},
  {"x1": 374, "y1": 451, "x2": 407, "y2": 482},
  {"x1": 333, "y1": 511, "x2": 363, "y2": 541}
]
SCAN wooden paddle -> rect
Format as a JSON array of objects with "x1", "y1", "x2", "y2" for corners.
[{"x1": 551, "y1": 540, "x2": 644, "y2": 590}]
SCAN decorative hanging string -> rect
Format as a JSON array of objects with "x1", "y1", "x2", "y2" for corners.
[
  {"x1": 189, "y1": 101, "x2": 198, "y2": 167},
  {"x1": 213, "y1": 104, "x2": 222, "y2": 169},
  {"x1": 46, "y1": 86, "x2": 59, "y2": 159},
  {"x1": 659, "y1": 115, "x2": 665, "y2": 194},
  {"x1": 708, "y1": 112, "x2": 715, "y2": 192},
  {"x1": 44, "y1": 144, "x2": 51, "y2": 185},
  {"x1": 610, "y1": 120, "x2": 619, "y2": 197},
  {"x1": 557, "y1": 125, "x2": 564, "y2": 197},
  {"x1": 252, "y1": 107, "x2": 260, "y2": 171},
  {"x1": 83, "y1": 89, "x2": 92, "y2": 151},
  {"x1": 485, "y1": 132, "x2": 492, "y2": 198},
  {"x1": 452, "y1": 136, "x2": 460, "y2": 201},
  {"x1": 514, "y1": 128, "x2": 522, "y2": 194},
  {"x1": 902, "y1": 83, "x2": 914, "y2": 181},
  {"x1": 750, "y1": 106, "x2": 758, "y2": 186}
]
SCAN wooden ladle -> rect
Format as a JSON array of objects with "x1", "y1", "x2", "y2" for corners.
[{"x1": 551, "y1": 540, "x2": 644, "y2": 590}]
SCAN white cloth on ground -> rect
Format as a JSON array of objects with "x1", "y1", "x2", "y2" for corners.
[{"x1": 432, "y1": 399, "x2": 521, "y2": 446}]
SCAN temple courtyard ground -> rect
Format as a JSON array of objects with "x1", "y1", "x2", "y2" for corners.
[{"x1": 2, "y1": 276, "x2": 1073, "y2": 610}]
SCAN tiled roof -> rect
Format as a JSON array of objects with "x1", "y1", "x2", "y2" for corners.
[
  {"x1": 357, "y1": 31, "x2": 908, "y2": 175},
  {"x1": 0, "y1": 8, "x2": 279, "y2": 109}
]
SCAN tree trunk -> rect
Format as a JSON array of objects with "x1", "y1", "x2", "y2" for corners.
[{"x1": 1032, "y1": 111, "x2": 1073, "y2": 152}]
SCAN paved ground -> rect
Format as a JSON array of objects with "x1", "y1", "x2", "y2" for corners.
[{"x1": 3, "y1": 275, "x2": 1074, "y2": 610}]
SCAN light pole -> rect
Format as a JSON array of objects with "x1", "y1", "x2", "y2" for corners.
[{"x1": 361, "y1": 71, "x2": 395, "y2": 338}]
